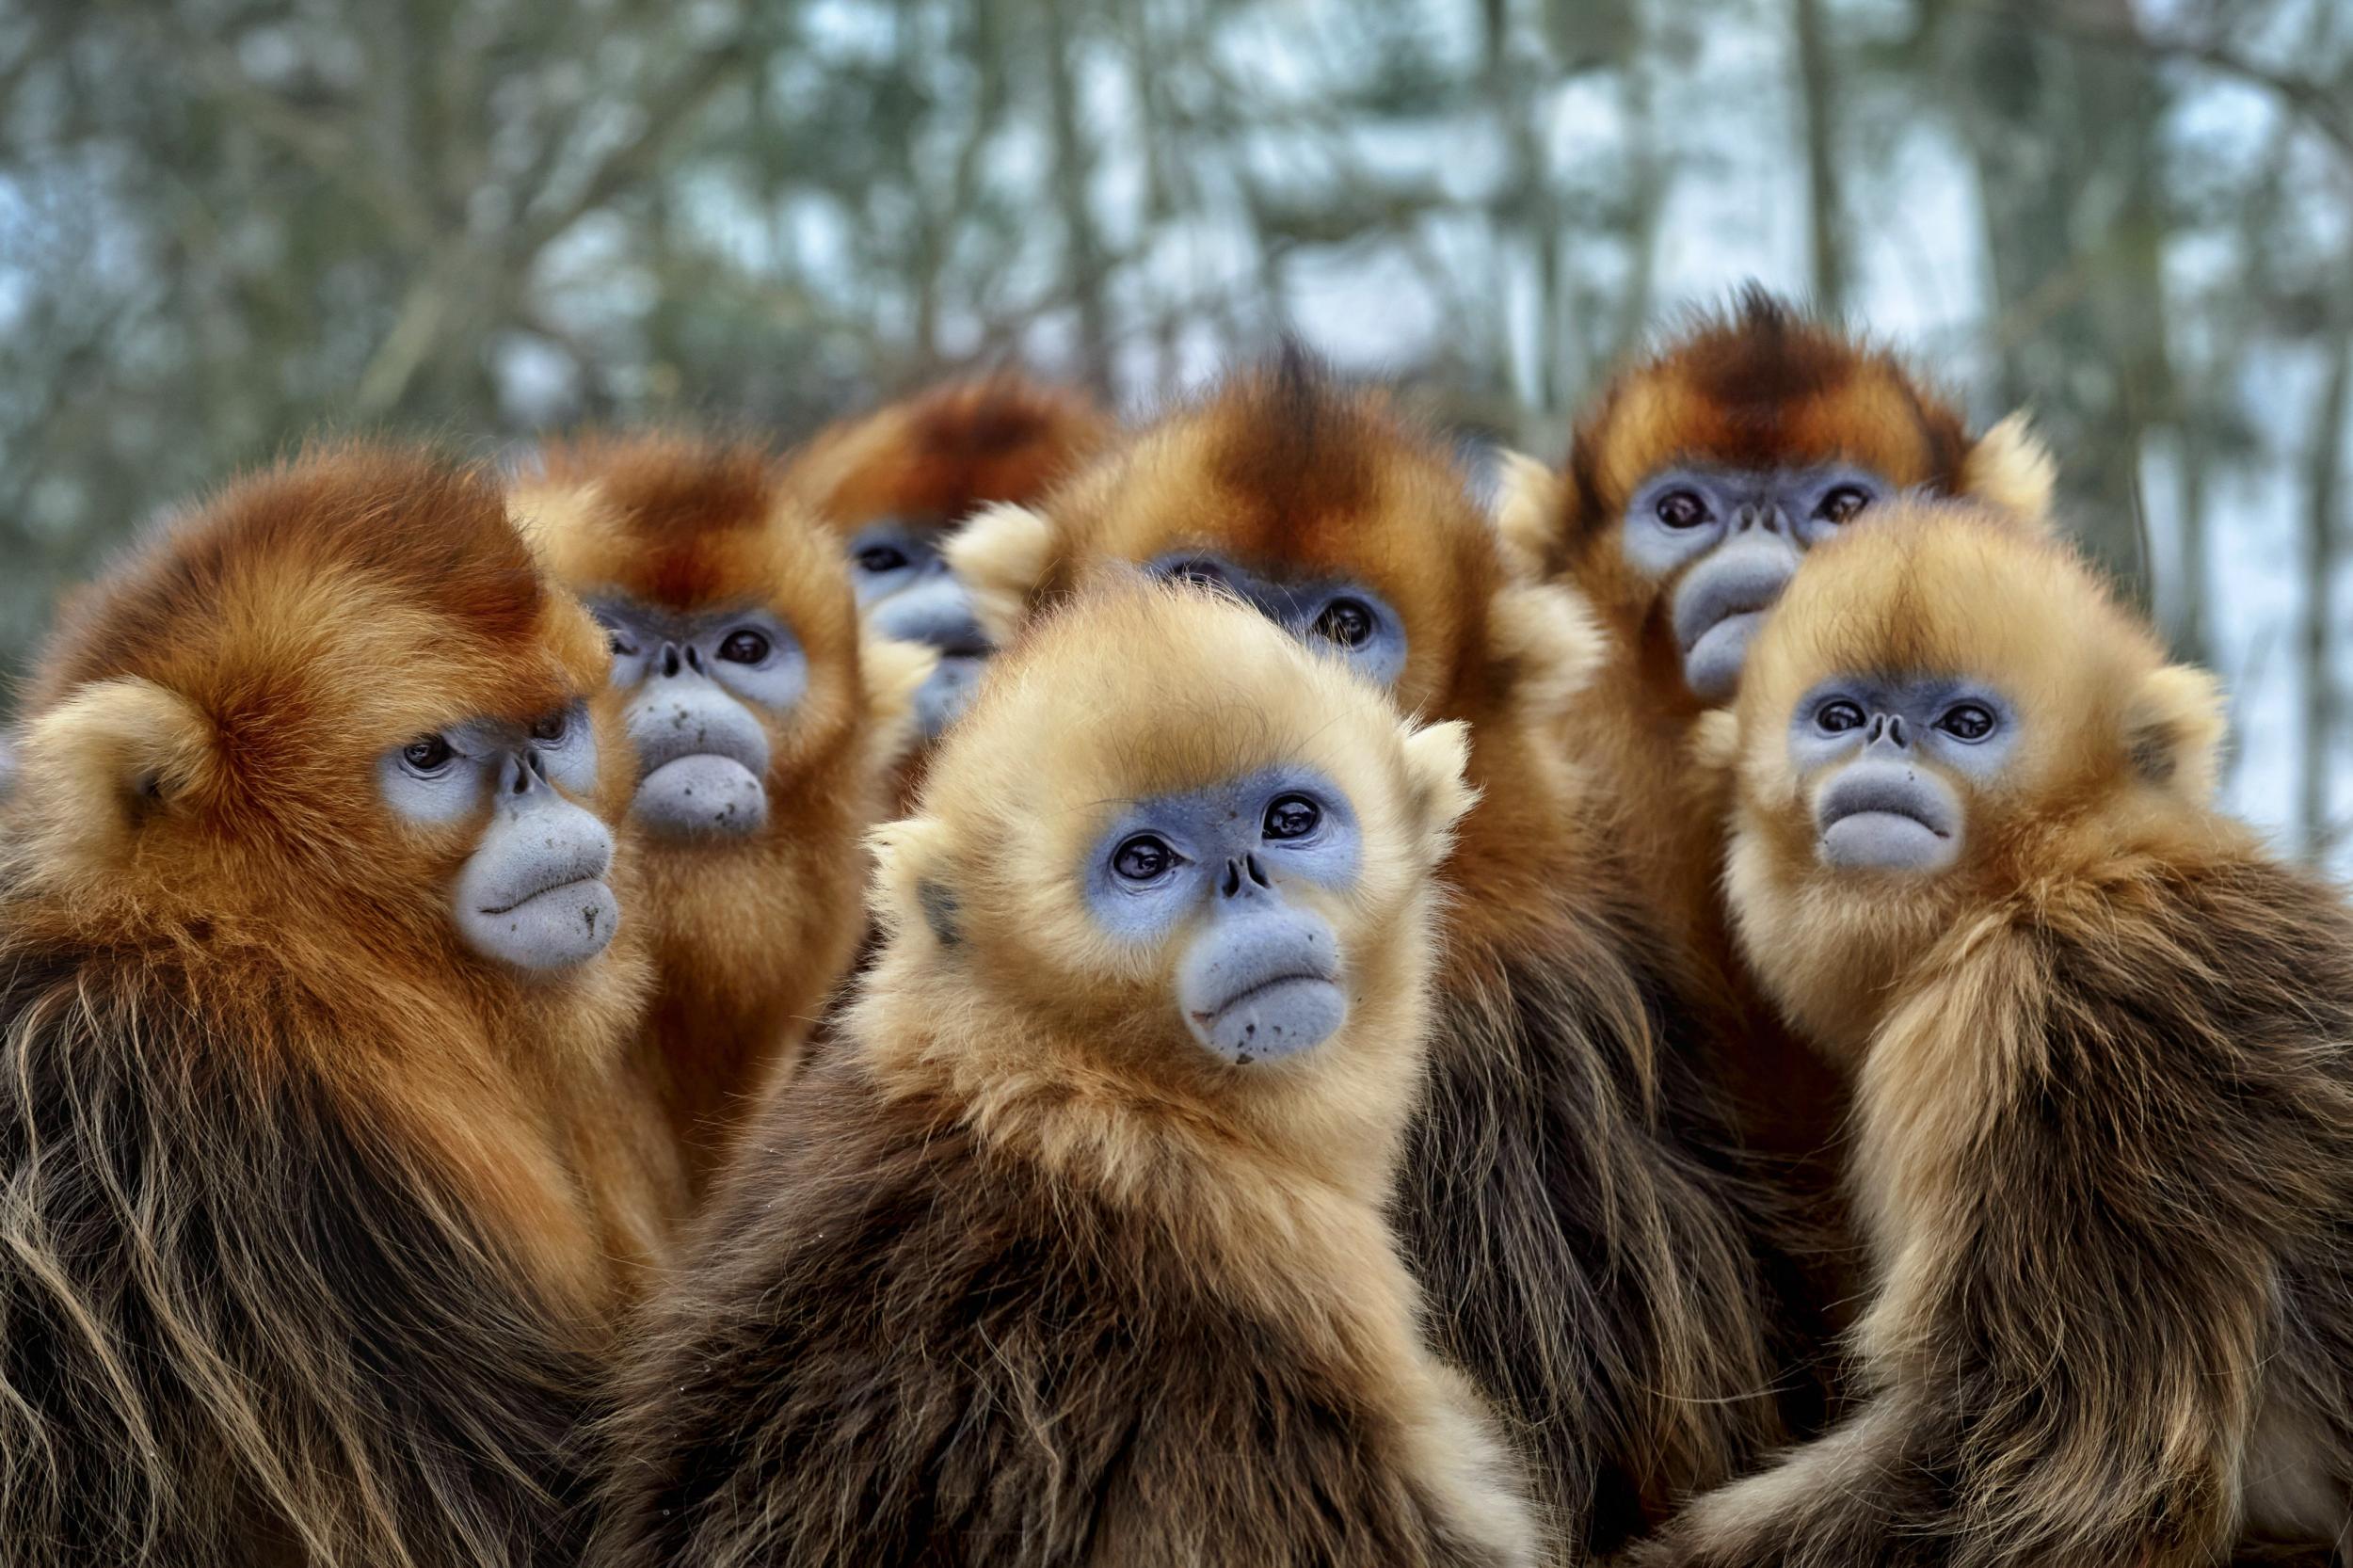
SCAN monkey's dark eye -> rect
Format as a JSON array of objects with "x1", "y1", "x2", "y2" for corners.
[
  {"x1": 1313, "y1": 599, "x2": 1373, "y2": 648},
  {"x1": 718, "y1": 629, "x2": 772, "y2": 664},
  {"x1": 1263, "y1": 794, "x2": 1321, "y2": 840},
  {"x1": 1817, "y1": 700, "x2": 1866, "y2": 734},
  {"x1": 529, "y1": 711, "x2": 570, "y2": 744},
  {"x1": 1655, "y1": 489, "x2": 1709, "y2": 529},
  {"x1": 855, "y1": 545, "x2": 909, "y2": 574},
  {"x1": 1936, "y1": 703, "x2": 1996, "y2": 742},
  {"x1": 1112, "y1": 833, "x2": 1176, "y2": 882},
  {"x1": 401, "y1": 735, "x2": 456, "y2": 774},
  {"x1": 1815, "y1": 486, "x2": 1872, "y2": 524}
]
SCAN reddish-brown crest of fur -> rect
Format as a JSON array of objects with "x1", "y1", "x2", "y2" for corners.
[
  {"x1": 0, "y1": 444, "x2": 673, "y2": 1567},
  {"x1": 520, "y1": 433, "x2": 904, "y2": 1193},
  {"x1": 947, "y1": 354, "x2": 1803, "y2": 1555},
  {"x1": 1646, "y1": 510, "x2": 2353, "y2": 1568},
  {"x1": 784, "y1": 373, "x2": 1113, "y2": 533}
]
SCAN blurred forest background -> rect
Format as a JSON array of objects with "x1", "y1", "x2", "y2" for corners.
[{"x1": 0, "y1": 0, "x2": 2347, "y2": 850}]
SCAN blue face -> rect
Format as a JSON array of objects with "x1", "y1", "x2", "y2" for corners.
[
  {"x1": 591, "y1": 599, "x2": 806, "y2": 839},
  {"x1": 374, "y1": 702, "x2": 621, "y2": 972},
  {"x1": 1787, "y1": 673, "x2": 2018, "y2": 874},
  {"x1": 1081, "y1": 765, "x2": 1362, "y2": 1065},
  {"x1": 846, "y1": 519, "x2": 993, "y2": 739},
  {"x1": 1143, "y1": 552, "x2": 1408, "y2": 692},
  {"x1": 1622, "y1": 463, "x2": 1894, "y2": 703}
]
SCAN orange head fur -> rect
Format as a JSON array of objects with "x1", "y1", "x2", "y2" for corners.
[
  {"x1": 854, "y1": 580, "x2": 1475, "y2": 1202},
  {"x1": 14, "y1": 444, "x2": 639, "y2": 1026},
  {"x1": 1718, "y1": 500, "x2": 2227, "y2": 1052},
  {"x1": 785, "y1": 373, "x2": 1114, "y2": 535}
]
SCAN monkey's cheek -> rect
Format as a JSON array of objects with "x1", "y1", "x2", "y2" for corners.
[
  {"x1": 458, "y1": 879, "x2": 622, "y2": 972},
  {"x1": 913, "y1": 655, "x2": 986, "y2": 739},
  {"x1": 1817, "y1": 811, "x2": 1961, "y2": 874},
  {"x1": 1187, "y1": 978, "x2": 1348, "y2": 1065},
  {"x1": 1682, "y1": 613, "x2": 1763, "y2": 705},
  {"x1": 632, "y1": 755, "x2": 768, "y2": 840}
]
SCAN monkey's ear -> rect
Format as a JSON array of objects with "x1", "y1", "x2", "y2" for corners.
[
  {"x1": 1490, "y1": 450, "x2": 1564, "y2": 581},
  {"x1": 2124, "y1": 663, "x2": 2227, "y2": 804},
  {"x1": 1487, "y1": 581, "x2": 1605, "y2": 720},
  {"x1": 1961, "y1": 411, "x2": 2057, "y2": 534},
  {"x1": 868, "y1": 816, "x2": 963, "y2": 947},
  {"x1": 945, "y1": 502, "x2": 1057, "y2": 647},
  {"x1": 1690, "y1": 709, "x2": 1741, "y2": 776},
  {"x1": 858, "y1": 633, "x2": 940, "y2": 778},
  {"x1": 1399, "y1": 718, "x2": 1478, "y2": 841},
  {"x1": 20, "y1": 678, "x2": 221, "y2": 867}
]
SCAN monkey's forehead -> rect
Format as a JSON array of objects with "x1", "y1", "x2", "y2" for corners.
[
  {"x1": 933, "y1": 584, "x2": 1411, "y2": 808},
  {"x1": 1746, "y1": 509, "x2": 2153, "y2": 711},
  {"x1": 1573, "y1": 354, "x2": 1968, "y2": 519}
]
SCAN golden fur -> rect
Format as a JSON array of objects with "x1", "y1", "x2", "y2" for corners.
[
  {"x1": 592, "y1": 584, "x2": 1540, "y2": 1567},
  {"x1": 782, "y1": 372, "x2": 1113, "y2": 534},
  {"x1": 513, "y1": 434, "x2": 928, "y2": 1194},
  {"x1": 0, "y1": 445, "x2": 674, "y2": 1565},
  {"x1": 1643, "y1": 504, "x2": 2353, "y2": 1567},
  {"x1": 948, "y1": 355, "x2": 1802, "y2": 1556}
]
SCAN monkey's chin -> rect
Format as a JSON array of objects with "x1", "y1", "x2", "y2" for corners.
[
  {"x1": 459, "y1": 878, "x2": 621, "y2": 972},
  {"x1": 1818, "y1": 811, "x2": 1960, "y2": 874},
  {"x1": 633, "y1": 755, "x2": 768, "y2": 839},
  {"x1": 1682, "y1": 613, "x2": 1763, "y2": 704},
  {"x1": 1188, "y1": 977, "x2": 1347, "y2": 1065}
]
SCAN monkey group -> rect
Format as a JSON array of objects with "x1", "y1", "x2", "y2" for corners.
[{"x1": 0, "y1": 290, "x2": 2345, "y2": 1568}]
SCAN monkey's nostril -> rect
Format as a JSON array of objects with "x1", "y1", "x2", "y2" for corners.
[
  {"x1": 1244, "y1": 853, "x2": 1272, "y2": 888},
  {"x1": 1220, "y1": 860, "x2": 1242, "y2": 898},
  {"x1": 661, "y1": 644, "x2": 681, "y2": 679}
]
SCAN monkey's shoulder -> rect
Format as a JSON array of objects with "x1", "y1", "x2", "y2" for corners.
[{"x1": 617, "y1": 1056, "x2": 1504, "y2": 1568}]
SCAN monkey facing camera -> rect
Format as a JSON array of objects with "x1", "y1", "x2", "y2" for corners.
[
  {"x1": 1641, "y1": 502, "x2": 2353, "y2": 1568},
  {"x1": 514, "y1": 434, "x2": 932, "y2": 1201},
  {"x1": 588, "y1": 582, "x2": 1552, "y2": 1568}
]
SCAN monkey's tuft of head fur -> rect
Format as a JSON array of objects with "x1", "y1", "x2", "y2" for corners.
[
  {"x1": 858, "y1": 580, "x2": 1474, "y2": 1189},
  {"x1": 786, "y1": 372, "x2": 1114, "y2": 532},
  {"x1": 1722, "y1": 498, "x2": 2227, "y2": 1050}
]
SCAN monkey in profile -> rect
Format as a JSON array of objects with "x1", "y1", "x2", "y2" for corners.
[
  {"x1": 1499, "y1": 290, "x2": 2054, "y2": 1163},
  {"x1": 592, "y1": 583, "x2": 1537, "y2": 1568},
  {"x1": 783, "y1": 374, "x2": 1112, "y2": 783},
  {"x1": 950, "y1": 353, "x2": 1796, "y2": 1555},
  {"x1": 0, "y1": 446, "x2": 677, "y2": 1567},
  {"x1": 513, "y1": 435, "x2": 930, "y2": 1194},
  {"x1": 1641, "y1": 503, "x2": 2353, "y2": 1568}
]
